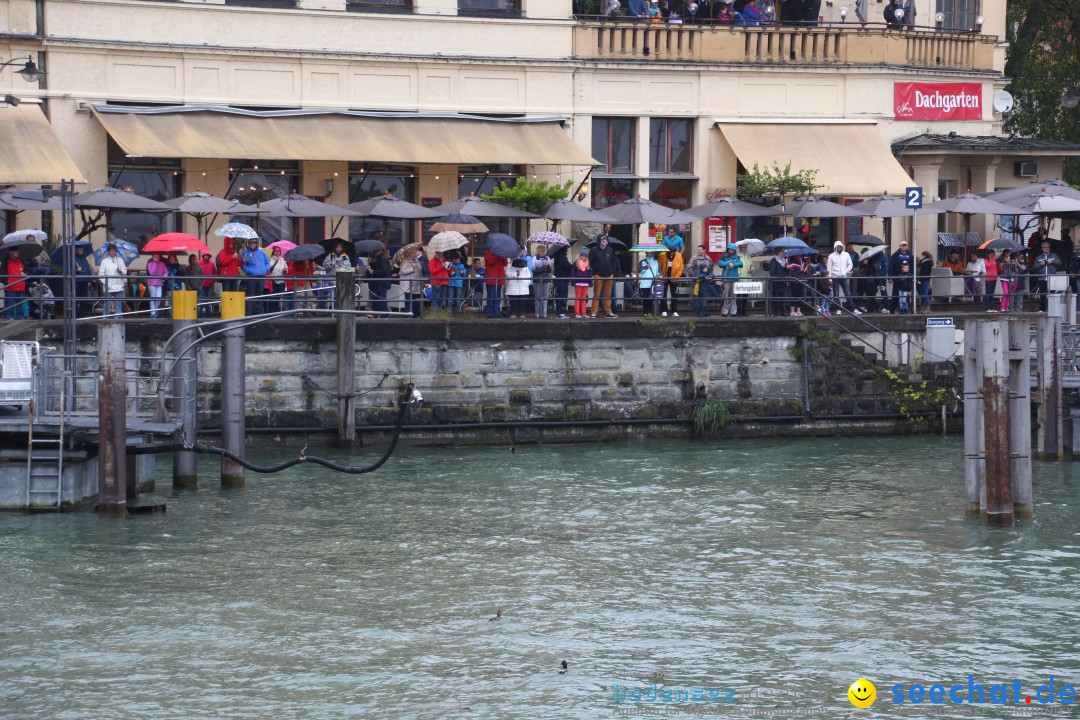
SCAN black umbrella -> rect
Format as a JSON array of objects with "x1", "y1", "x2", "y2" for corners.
[
  {"x1": 320, "y1": 238, "x2": 357, "y2": 261},
  {"x1": 485, "y1": 232, "x2": 521, "y2": 259},
  {"x1": 283, "y1": 244, "x2": 326, "y2": 262},
  {"x1": 849, "y1": 234, "x2": 885, "y2": 246},
  {"x1": 980, "y1": 237, "x2": 1025, "y2": 251},
  {"x1": 355, "y1": 238, "x2": 387, "y2": 255},
  {"x1": 585, "y1": 237, "x2": 628, "y2": 248}
]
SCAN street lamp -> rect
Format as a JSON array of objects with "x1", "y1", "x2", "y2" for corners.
[
  {"x1": 839, "y1": 7, "x2": 847, "y2": 22},
  {"x1": 0, "y1": 56, "x2": 44, "y2": 82},
  {"x1": 1063, "y1": 87, "x2": 1080, "y2": 110}
]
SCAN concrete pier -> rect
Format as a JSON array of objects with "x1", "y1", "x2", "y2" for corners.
[{"x1": 97, "y1": 322, "x2": 127, "y2": 514}]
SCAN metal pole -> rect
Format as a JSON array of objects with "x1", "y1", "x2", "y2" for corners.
[
  {"x1": 97, "y1": 322, "x2": 127, "y2": 514},
  {"x1": 962, "y1": 321, "x2": 982, "y2": 515},
  {"x1": 1035, "y1": 314, "x2": 1064, "y2": 461},
  {"x1": 1008, "y1": 319, "x2": 1033, "y2": 519},
  {"x1": 171, "y1": 290, "x2": 199, "y2": 489},
  {"x1": 61, "y1": 181, "x2": 76, "y2": 362},
  {"x1": 220, "y1": 291, "x2": 246, "y2": 488},
  {"x1": 336, "y1": 270, "x2": 357, "y2": 446},
  {"x1": 980, "y1": 320, "x2": 1014, "y2": 527},
  {"x1": 911, "y1": 208, "x2": 918, "y2": 316}
]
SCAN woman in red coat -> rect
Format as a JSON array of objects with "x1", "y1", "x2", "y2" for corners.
[
  {"x1": 483, "y1": 250, "x2": 507, "y2": 318},
  {"x1": 216, "y1": 238, "x2": 241, "y2": 292},
  {"x1": 428, "y1": 252, "x2": 451, "y2": 310}
]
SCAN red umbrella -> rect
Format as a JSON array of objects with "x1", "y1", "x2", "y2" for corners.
[{"x1": 143, "y1": 232, "x2": 212, "y2": 255}]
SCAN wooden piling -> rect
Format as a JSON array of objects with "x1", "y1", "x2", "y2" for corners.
[
  {"x1": 1035, "y1": 315, "x2": 1064, "y2": 461},
  {"x1": 979, "y1": 320, "x2": 1013, "y2": 527},
  {"x1": 1008, "y1": 321, "x2": 1033, "y2": 519},
  {"x1": 97, "y1": 322, "x2": 127, "y2": 514},
  {"x1": 962, "y1": 322, "x2": 983, "y2": 515},
  {"x1": 171, "y1": 290, "x2": 199, "y2": 489},
  {"x1": 220, "y1": 291, "x2": 246, "y2": 488},
  {"x1": 336, "y1": 270, "x2": 357, "y2": 446}
]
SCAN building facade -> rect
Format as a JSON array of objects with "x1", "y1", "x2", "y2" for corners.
[{"x1": 0, "y1": 0, "x2": 1061, "y2": 252}]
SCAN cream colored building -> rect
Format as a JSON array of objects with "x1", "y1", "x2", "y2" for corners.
[{"x1": 0, "y1": 0, "x2": 1063, "y2": 253}]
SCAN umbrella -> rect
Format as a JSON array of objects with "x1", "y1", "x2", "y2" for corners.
[
  {"x1": 258, "y1": 194, "x2": 361, "y2": 218},
  {"x1": 346, "y1": 193, "x2": 445, "y2": 220},
  {"x1": 0, "y1": 241, "x2": 45, "y2": 258},
  {"x1": 541, "y1": 200, "x2": 619, "y2": 224},
  {"x1": 1007, "y1": 193, "x2": 1080, "y2": 215},
  {"x1": 920, "y1": 193, "x2": 1021, "y2": 216},
  {"x1": 214, "y1": 222, "x2": 259, "y2": 239},
  {"x1": 785, "y1": 246, "x2": 820, "y2": 258},
  {"x1": 93, "y1": 239, "x2": 140, "y2": 265},
  {"x1": 734, "y1": 238, "x2": 767, "y2": 255},
  {"x1": 74, "y1": 186, "x2": 173, "y2": 211},
  {"x1": 266, "y1": 239, "x2": 299, "y2": 255},
  {"x1": 430, "y1": 214, "x2": 489, "y2": 234},
  {"x1": 849, "y1": 234, "x2": 885, "y2": 246},
  {"x1": 319, "y1": 238, "x2": 357, "y2": 262},
  {"x1": 629, "y1": 243, "x2": 670, "y2": 253},
  {"x1": 142, "y1": 233, "x2": 211, "y2": 255},
  {"x1": 585, "y1": 237, "x2": 628, "y2": 248},
  {"x1": 163, "y1": 192, "x2": 242, "y2": 215},
  {"x1": 600, "y1": 197, "x2": 697, "y2": 225},
  {"x1": 392, "y1": 243, "x2": 425, "y2": 266},
  {"x1": 980, "y1": 237, "x2": 1025, "y2": 251},
  {"x1": 428, "y1": 231, "x2": 469, "y2": 253},
  {"x1": 435, "y1": 196, "x2": 538, "y2": 219},
  {"x1": 49, "y1": 241, "x2": 93, "y2": 266},
  {"x1": 284, "y1": 244, "x2": 326, "y2": 262},
  {"x1": 3, "y1": 229, "x2": 47, "y2": 244},
  {"x1": 984, "y1": 180, "x2": 1080, "y2": 204},
  {"x1": 527, "y1": 231, "x2": 570, "y2": 247},
  {"x1": 355, "y1": 238, "x2": 389, "y2": 255},
  {"x1": 765, "y1": 237, "x2": 810, "y2": 251},
  {"x1": 785, "y1": 196, "x2": 861, "y2": 218},
  {"x1": 845, "y1": 194, "x2": 932, "y2": 218},
  {"x1": 681, "y1": 197, "x2": 782, "y2": 221},
  {"x1": 860, "y1": 245, "x2": 888, "y2": 260},
  {"x1": 0, "y1": 190, "x2": 62, "y2": 212},
  {"x1": 485, "y1": 233, "x2": 521, "y2": 259}
]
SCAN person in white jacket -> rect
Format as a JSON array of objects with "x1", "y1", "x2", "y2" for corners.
[
  {"x1": 505, "y1": 248, "x2": 533, "y2": 319},
  {"x1": 826, "y1": 241, "x2": 859, "y2": 315},
  {"x1": 97, "y1": 244, "x2": 128, "y2": 316}
]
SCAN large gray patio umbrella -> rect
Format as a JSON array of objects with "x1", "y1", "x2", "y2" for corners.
[
  {"x1": 541, "y1": 200, "x2": 619, "y2": 224},
  {"x1": 984, "y1": 180, "x2": 1080, "y2": 204},
  {"x1": 258, "y1": 193, "x2": 361, "y2": 218},
  {"x1": 74, "y1": 186, "x2": 174, "y2": 211},
  {"x1": 345, "y1": 192, "x2": 445, "y2": 220},
  {"x1": 920, "y1": 193, "x2": 1023, "y2": 262},
  {"x1": 0, "y1": 189, "x2": 62, "y2": 212},
  {"x1": 785, "y1": 196, "x2": 862, "y2": 218},
  {"x1": 998, "y1": 191, "x2": 1080, "y2": 216},
  {"x1": 435, "y1": 195, "x2": 538, "y2": 219},
  {"x1": 681, "y1": 196, "x2": 783, "y2": 221},
  {"x1": 163, "y1": 191, "x2": 252, "y2": 239},
  {"x1": 601, "y1": 197, "x2": 697, "y2": 225}
]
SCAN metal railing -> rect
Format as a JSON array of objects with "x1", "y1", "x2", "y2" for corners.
[{"x1": 34, "y1": 353, "x2": 192, "y2": 421}]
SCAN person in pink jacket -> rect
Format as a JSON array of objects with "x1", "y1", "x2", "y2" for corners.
[{"x1": 146, "y1": 252, "x2": 168, "y2": 318}]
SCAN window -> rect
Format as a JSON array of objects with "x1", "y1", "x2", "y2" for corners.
[
  {"x1": 649, "y1": 119, "x2": 693, "y2": 175},
  {"x1": 458, "y1": 165, "x2": 523, "y2": 237},
  {"x1": 935, "y1": 0, "x2": 977, "y2": 31},
  {"x1": 228, "y1": 161, "x2": 299, "y2": 242},
  {"x1": 348, "y1": 165, "x2": 416, "y2": 247},
  {"x1": 592, "y1": 117, "x2": 635, "y2": 175},
  {"x1": 458, "y1": 0, "x2": 521, "y2": 16},
  {"x1": 107, "y1": 143, "x2": 182, "y2": 245},
  {"x1": 347, "y1": 0, "x2": 412, "y2": 12}
]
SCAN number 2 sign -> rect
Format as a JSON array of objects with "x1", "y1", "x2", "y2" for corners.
[{"x1": 905, "y1": 186, "x2": 924, "y2": 209}]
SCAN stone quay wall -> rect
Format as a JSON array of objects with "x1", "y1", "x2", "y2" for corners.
[{"x1": 47, "y1": 316, "x2": 934, "y2": 442}]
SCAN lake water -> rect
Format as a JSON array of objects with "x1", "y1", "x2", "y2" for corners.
[{"x1": 1, "y1": 436, "x2": 1079, "y2": 719}]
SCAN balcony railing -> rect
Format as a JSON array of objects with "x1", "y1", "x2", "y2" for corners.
[{"x1": 573, "y1": 21, "x2": 997, "y2": 71}]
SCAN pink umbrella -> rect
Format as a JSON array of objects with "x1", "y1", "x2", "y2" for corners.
[
  {"x1": 266, "y1": 239, "x2": 298, "y2": 254},
  {"x1": 142, "y1": 233, "x2": 211, "y2": 256}
]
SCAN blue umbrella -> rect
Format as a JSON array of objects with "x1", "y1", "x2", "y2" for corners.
[
  {"x1": 785, "y1": 246, "x2": 820, "y2": 258},
  {"x1": 49, "y1": 241, "x2": 93, "y2": 265},
  {"x1": 485, "y1": 232, "x2": 521, "y2": 260},
  {"x1": 93, "y1": 239, "x2": 139, "y2": 265},
  {"x1": 765, "y1": 236, "x2": 810, "y2": 251}
]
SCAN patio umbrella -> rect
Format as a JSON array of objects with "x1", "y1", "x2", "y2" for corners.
[
  {"x1": 600, "y1": 197, "x2": 696, "y2": 225},
  {"x1": 93, "y1": 239, "x2": 140, "y2": 265},
  {"x1": 355, "y1": 238, "x2": 388, "y2": 255},
  {"x1": 392, "y1": 243, "x2": 425, "y2": 266},
  {"x1": 765, "y1": 237, "x2": 810, "y2": 251},
  {"x1": 541, "y1": 200, "x2": 619, "y2": 224},
  {"x1": 319, "y1": 238, "x2": 357, "y2": 262},
  {"x1": 3, "y1": 229, "x2": 47, "y2": 244},
  {"x1": 629, "y1": 243, "x2": 670, "y2": 253},
  {"x1": 346, "y1": 193, "x2": 445, "y2": 220},
  {"x1": 284, "y1": 244, "x2": 326, "y2": 262},
  {"x1": 142, "y1": 232, "x2": 211, "y2": 256},
  {"x1": 258, "y1": 194, "x2": 361, "y2": 218},
  {"x1": 435, "y1": 196, "x2": 538, "y2": 219},
  {"x1": 984, "y1": 180, "x2": 1080, "y2": 204},
  {"x1": 429, "y1": 214, "x2": 489, "y2": 234},
  {"x1": 527, "y1": 231, "x2": 570, "y2": 247},
  {"x1": 846, "y1": 194, "x2": 930, "y2": 218},
  {"x1": 681, "y1": 197, "x2": 782, "y2": 221},
  {"x1": 1006, "y1": 192, "x2": 1080, "y2": 215},
  {"x1": 0, "y1": 190, "x2": 62, "y2": 212},
  {"x1": 980, "y1": 237, "x2": 1025, "y2": 251},
  {"x1": 485, "y1": 233, "x2": 521, "y2": 259},
  {"x1": 163, "y1": 192, "x2": 249, "y2": 239},
  {"x1": 921, "y1": 193, "x2": 1023, "y2": 262},
  {"x1": 734, "y1": 238, "x2": 767, "y2": 255},
  {"x1": 49, "y1": 241, "x2": 93, "y2": 266},
  {"x1": 74, "y1": 186, "x2": 173, "y2": 211},
  {"x1": 849, "y1": 234, "x2": 885, "y2": 246},
  {"x1": 428, "y1": 232, "x2": 469, "y2": 253},
  {"x1": 785, "y1": 196, "x2": 861, "y2": 218},
  {"x1": 214, "y1": 222, "x2": 259, "y2": 240},
  {"x1": 265, "y1": 239, "x2": 298, "y2": 255}
]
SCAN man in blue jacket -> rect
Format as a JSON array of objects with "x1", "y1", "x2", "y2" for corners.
[
  {"x1": 887, "y1": 240, "x2": 912, "y2": 313},
  {"x1": 240, "y1": 238, "x2": 270, "y2": 314}
]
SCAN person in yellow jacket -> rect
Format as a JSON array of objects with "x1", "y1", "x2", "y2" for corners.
[{"x1": 657, "y1": 248, "x2": 684, "y2": 317}]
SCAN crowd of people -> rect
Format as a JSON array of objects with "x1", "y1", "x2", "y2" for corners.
[{"x1": 584, "y1": 0, "x2": 917, "y2": 27}]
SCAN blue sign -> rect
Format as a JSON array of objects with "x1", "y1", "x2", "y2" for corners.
[{"x1": 906, "y1": 186, "x2": 924, "y2": 209}]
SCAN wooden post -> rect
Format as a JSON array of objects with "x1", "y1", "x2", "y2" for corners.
[
  {"x1": 1008, "y1": 320, "x2": 1033, "y2": 519},
  {"x1": 220, "y1": 291, "x2": 246, "y2": 488},
  {"x1": 97, "y1": 322, "x2": 127, "y2": 514},
  {"x1": 1035, "y1": 315, "x2": 1064, "y2": 461},
  {"x1": 962, "y1": 322, "x2": 983, "y2": 515},
  {"x1": 171, "y1": 290, "x2": 199, "y2": 489},
  {"x1": 336, "y1": 270, "x2": 357, "y2": 446},
  {"x1": 980, "y1": 320, "x2": 1013, "y2": 527}
]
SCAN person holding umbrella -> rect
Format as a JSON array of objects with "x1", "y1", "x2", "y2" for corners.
[
  {"x1": 428, "y1": 251, "x2": 451, "y2": 310},
  {"x1": 267, "y1": 247, "x2": 288, "y2": 313},
  {"x1": 736, "y1": 243, "x2": 754, "y2": 316},
  {"x1": 97, "y1": 244, "x2": 127, "y2": 317},
  {"x1": 68, "y1": 244, "x2": 94, "y2": 318},
  {"x1": 658, "y1": 245, "x2": 684, "y2": 317},
  {"x1": 146, "y1": 252, "x2": 168, "y2": 318},
  {"x1": 483, "y1": 247, "x2": 508, "y2": 318},
  {"x1": 365, "y1": 245, "x2": 392, "y2": 316},
  {"x1": 717, "y1": 245, "x2": 743, "y2": 317},
  {"x1": 446, "y1": 251, "x2": 466, "y2": 313},
  {"x1": 531, "y1": 245, "x2": 552, "y2": 319},
  {"x1": 506, "y1": 247, "x2": 533, "y2": 319},
  {"x1": 1, "y1": 248, "x2": 28, "y2": 320},
  {"x1": 198, "y1": 252, "x2": 216, "y2": 317},
  {"x1": 637, "y1": 252, "x2": 661, "y2": 316},
  {"x1": 216, "y1": 238, "x2": 241, "y2": 292},
  {"x1": 398, "y1": 245, "x2": 426, "y2": 319},
  {"x1": 1033, "y1": 240, "x2": 1064, "y2": 312},
  {"x1": 240, "y1": 238, "x2": 270, "y2": 314},
  {"x1": 551, "y1": 244, "x2": 573, "y2": 319}
]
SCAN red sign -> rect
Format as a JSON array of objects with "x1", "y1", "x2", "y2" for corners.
[{"x1": 894, "y1": 82, "x2": 982, "y2": 121}]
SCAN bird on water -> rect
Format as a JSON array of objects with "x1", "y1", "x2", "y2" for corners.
[
  {"x1": 559, "y1": 660, "x2": 568, "y2": 674},
  {"x1": 489, "y1": 610, "x2": 501, "y2": 622}
]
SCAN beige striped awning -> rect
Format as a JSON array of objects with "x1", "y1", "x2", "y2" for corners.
[{"x1": 0, "y1": 104, "x2": 85, "y2": 184}]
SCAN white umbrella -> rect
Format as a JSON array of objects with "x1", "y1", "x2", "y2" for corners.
[
  {"x1": 2, "y1": 229, "x2": 47, "y2": 244},
  {"x1": 428, "y1": 231, "x2": 469, "y2": 253},
  {"x1": 861, "y1": 245, "x2": 888, "y2": 260},
  {"x1": 527, "y1": 231, "x2": 570, "y2": 246},
  {"x1": 734, "y1": 238, "x2": 767, "y2": 255},
  {"x1": 214, "y1": 222, "x2": 259, "y2": 240}
]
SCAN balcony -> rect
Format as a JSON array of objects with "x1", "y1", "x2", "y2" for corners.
[{"x1": 573, "y1": 22, "x2": 998, "y2": 73}]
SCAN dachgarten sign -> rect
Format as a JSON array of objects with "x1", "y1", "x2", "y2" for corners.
[{"x1": 894, "y1": 82, "x2": 982, "y2": 121}]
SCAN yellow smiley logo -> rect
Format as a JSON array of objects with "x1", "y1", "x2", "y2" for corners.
[{"x1": 848, "y1": 678, "x2": 877, "y2": 708}]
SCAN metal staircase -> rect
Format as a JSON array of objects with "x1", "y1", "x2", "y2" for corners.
[{"x1": 25, "y1": 367, "x2": 66, "y2": 511}]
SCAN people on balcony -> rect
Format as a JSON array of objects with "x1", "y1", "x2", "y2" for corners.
[
  {"x1": 716, "y1": 1, "x2": 734, "y2": 24},
  {"x1": 741, "y1": 0, "x2": 762, "y2": 25},
  {"x1": 884, "y1": 0, "x2": 904, "y2": 28}
]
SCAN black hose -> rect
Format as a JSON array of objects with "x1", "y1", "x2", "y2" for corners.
[{"x1": 128, "y1": 387, "x2": 413, "y2": 474}]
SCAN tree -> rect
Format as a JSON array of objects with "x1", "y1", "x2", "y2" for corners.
[
  {"x1": 1004, "y1": 0, "x2": 1080, "y2": 186},
  {"x1": 736, "y1": 161, "x2": 822, "y2": 200},
  {"x1": 482, "y1": 177, "x2": 573, "y2": 214}
]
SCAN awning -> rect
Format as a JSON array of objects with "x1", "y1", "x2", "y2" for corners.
[
  {"x1": 0, "y1": 104, "x2": 86, "y2": 184},
  {"x1": 715, "y1": 121, "x2": 913, "y2": 196},
  {"x1": 93, "y1": 106, "x2": 598, "y2": 166}
]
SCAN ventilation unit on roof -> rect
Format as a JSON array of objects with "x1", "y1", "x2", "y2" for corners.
[{"x1": 1015, "y1": 161, "x2": 1038, "y2": 178}]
